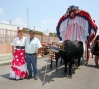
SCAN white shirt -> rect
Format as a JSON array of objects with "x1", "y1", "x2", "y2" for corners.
[
  {"x1": 25, "y1": 37, "x2": 42, "y2": 54},
  {"x1": 11, "y1": 36, "x2": 27, "y2": 46}
]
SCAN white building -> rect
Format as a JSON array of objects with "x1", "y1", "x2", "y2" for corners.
[
  {"x1": 0, "y1": 23, "x2": 17, "y2": 31},
  {"x1": 0, "y1": 23, "x2": 18, "y2": 35},
  {"x1": 0, "y1": 23, "x2": 18, "y2": 43}
]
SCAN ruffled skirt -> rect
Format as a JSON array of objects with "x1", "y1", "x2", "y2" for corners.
[{"x1": 9, "y1": 49, "x2": 28, "y2": 79}]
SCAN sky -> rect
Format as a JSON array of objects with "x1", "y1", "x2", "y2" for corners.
[{"x1": 0, "y1": 0, "x2": 99, "y2": 34}]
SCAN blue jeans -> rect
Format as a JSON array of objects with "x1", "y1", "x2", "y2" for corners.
[{"x1": 26, "y1": 54, "x2": 38, "y2": 77}]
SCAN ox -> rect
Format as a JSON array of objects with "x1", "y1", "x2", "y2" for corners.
[{"x1": 59, "y1": 40, "x2": 84, "y2": 78}]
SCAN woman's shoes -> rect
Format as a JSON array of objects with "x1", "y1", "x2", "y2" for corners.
[
  {"x1": 16, "y1": 78, "x2": 24, "y2": 81},
  {"x1": 9, "y1": 77, "x2": 16, "y2": 80},
  {"x1": 9, "y1": 77, "x2": 24, "y2": 81}
]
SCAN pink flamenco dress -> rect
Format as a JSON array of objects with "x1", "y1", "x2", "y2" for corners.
[{"x1": 9, "y1": 36, "x2": 28, "y2": 80}]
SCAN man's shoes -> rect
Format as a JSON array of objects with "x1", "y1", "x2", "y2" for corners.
[
  {"x1": 34, "y1": 76, "x2": 38, "y2": 80},
  {"x1": 85, "y1": 62, "x2": 88, "y2": 65},
  {"x1": 27, "y1": 76, "x2": 32, "y2": 79},
  {"x1": 95, "y1": 65, "x2": 99, "y2": 67}
]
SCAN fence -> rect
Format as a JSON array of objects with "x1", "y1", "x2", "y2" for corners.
[{"x1": 0, "y1": 28, "x2": 59, "y2": 44}]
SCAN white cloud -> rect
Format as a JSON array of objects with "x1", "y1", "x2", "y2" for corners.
[
  {"x1": 41, "y1": 19, "x2": 57, "y2": 25},
  {"x1": 0, "y1": 7, "x2": 3, "y2": 15},
  {"x1": 13, "y1": 18, "x2": 27, "y2": 27},
  {"x1": 0, "y1": 8, "x2": 26, "y2": 27},
  {"x1": 1, "y1": 20, "x2": 9, "y2": 24},
  {"x1": 40, "y1": 19, "x2": 58, "y2": 32},
  {"x1": 1, "y1": 18, "x2": 27, "y2": 27}
]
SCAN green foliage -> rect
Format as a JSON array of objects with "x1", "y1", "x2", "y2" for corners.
[
  {"x1": 23, "y1": 28, "x2": 29, "y2": 33},
  {"x1": 35, "y1": 31, "x2": 58, "y2": 36},
  {"x1": 49, "y1": 33, "x2": 58, "y2": 37},
  {"x1": 35, "y1": 31, "x2": 43, "y2": 35}
]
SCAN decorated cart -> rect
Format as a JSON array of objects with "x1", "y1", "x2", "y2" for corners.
[{"x1": 56, "y1": 5, "x2": 98, "y2": 63}]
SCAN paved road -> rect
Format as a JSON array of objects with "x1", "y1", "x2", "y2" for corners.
[
  {"x1": 0, "y1": 57, "x2": 99, "y2": 89},
  {"x1": 0, "y1": 54, "x2": 42, "y2": 66}
]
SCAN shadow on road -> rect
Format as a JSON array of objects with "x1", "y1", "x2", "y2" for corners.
[
  {"x1": 0, "y1": 73, "x2": 10, "y2": 79},
  {"x1": 38, "y1": 58, "x2": 85, "y2": 85}
]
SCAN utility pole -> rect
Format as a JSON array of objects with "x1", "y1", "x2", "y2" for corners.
[
  {"x1": 9, "y1": 20, "x2": 11, "y2": 25},
  {"x1": 47, "y1": 29, "x2": 49, "y2": 42},
  {"x1": 53, "y1": 29, "x2": 54, "y2": 42},
  {"x1": 34, "y1": 26, "x2": 35, "y2": 30},
  {"x1": 27, "y1": 8, "x2": 29, "y2": 29},
  {"x1": 47, "y1": 29, "x2": 48, "y2": 32}
]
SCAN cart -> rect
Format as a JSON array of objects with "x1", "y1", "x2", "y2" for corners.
[{"x1": 56, "y1": 5, "x2": 98, "y2": 63}]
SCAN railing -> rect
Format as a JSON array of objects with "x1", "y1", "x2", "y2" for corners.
[{"x1": 0, "y1": 28, "x2": 59, "y2": 44}]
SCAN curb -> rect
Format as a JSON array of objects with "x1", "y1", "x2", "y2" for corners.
[
  {"x1": 0, "y1": 56, "x2": 45, "y2": 66},
  {"x1": 0, "y1": 61, "x2": 12, "y2": 66}
]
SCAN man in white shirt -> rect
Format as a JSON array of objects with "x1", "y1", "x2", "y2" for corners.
[{"x1": 25, "y1": 30, "x2": 42, "y2": 80}]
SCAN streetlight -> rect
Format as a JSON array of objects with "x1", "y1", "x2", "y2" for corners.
[
  {"x1": 34, "y1": 26, "x2": 35, "y2": 30},
  {"x1": 9, "y1": 20, "x2": 11, "y2": 24},
  {"x1": 27, "y1": 8, "x2": 29, "y2": 29}
]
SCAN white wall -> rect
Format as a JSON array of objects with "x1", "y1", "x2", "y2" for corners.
[
  {"x1": 0, "y1": 23, "x2": 17, "y2": 36},
  {"x1": 0, "y1": 23, "x2": 17, "y2": 31}
]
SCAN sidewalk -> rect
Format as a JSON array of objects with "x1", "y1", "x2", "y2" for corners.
[{"x1": 0, "y1": 53, "x2": 43, "y2": 66}]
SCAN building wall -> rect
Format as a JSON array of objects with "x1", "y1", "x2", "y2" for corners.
[
  {"x1": 0, "y1": 44, "x2": 12, "y2": 54},
  {"x1": 0, "y1": 23, "x2": 17, "y2": 31}
]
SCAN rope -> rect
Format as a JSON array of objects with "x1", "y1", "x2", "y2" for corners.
[{"x1": 42, "y1": 47, "x2": 60, "y2": 85}]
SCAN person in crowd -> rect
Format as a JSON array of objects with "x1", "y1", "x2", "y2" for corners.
[
  {"x1": 25, "y1": 30, "x2": 42, "y2": 80},
  {"x1": 93, "y1": 35, "x2": 99, "y2": 67},
  {"x1": 9, "y1": 27, "x2": 28, "y2": 80},
  {"x1": 90, "y1": 40, "x2": 94, "y2": 58},
  {"x1": 41, "y1": 42, "x2": 46, "y2": 57}
]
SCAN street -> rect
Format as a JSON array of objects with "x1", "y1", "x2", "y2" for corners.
[{"x1": 0, "y1": 56, "x2": 99, "y2": 89}]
